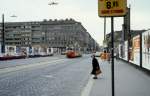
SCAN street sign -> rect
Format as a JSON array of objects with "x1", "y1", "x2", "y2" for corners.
[{"x1": 98, "y1": 0, "x2": 127, "y2": 17}]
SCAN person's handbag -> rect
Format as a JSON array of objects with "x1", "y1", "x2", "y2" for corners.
[{"x1": 96, "y1": 69, "x2": 102, "y2": 75}]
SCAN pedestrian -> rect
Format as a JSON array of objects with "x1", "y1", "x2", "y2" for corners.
[{"x1": 91, "y1": 55, "x2": 101, "y2": 79}]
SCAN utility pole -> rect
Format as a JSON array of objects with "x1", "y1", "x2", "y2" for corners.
[
  {"x1": 1, "y1": 14, "x2": 5, "y2": 53},
  {"x1": 124, "y1": 7, "x2": 131, "y2": 62}
]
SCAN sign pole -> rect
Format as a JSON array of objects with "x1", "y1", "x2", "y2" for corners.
[
  {"x1": 104, "y1": 17, "x2": 106, "y2": 41},
  {"x1": 111, "y1": 16, "x2": 115, "y2": 96},
  {"x1": 98, "y1": 1, "x2": 127, "y2": 96}
]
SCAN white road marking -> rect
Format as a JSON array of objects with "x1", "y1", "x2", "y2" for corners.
[
  {"x1": 43, "y1": 75, "x2": 54, "y2": 78},
  {"x1": 0, "y1": 59, "x2": 67, "y2": 74},
  {"x1": 81, "y1": 76, "x2": 95, "y2": 96}
]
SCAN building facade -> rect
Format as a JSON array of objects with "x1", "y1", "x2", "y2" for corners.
[
  {"x1": 0, "y1": 18, "x2": 99, "y2": 53},
  {"x1": 105, "y1": 30, "x2": 146, "y2": 50}
]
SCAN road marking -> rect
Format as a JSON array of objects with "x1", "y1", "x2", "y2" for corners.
[
  {"x1": 81, "y1": 76, "x2": 95, "y2": 96},
  {"x1": 0, "y1": 59, "x2": 67, "y2": 74},
  {"x1": 43, "y1": 75, "x2": 54, "y2": 78}
]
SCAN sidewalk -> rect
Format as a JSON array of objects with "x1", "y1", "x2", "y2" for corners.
[{"x1": 90, "y1": 59, "x2": 150, "y2": 96}]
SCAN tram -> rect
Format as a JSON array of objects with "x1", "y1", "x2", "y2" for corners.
[{"x1": 66, "y1": 48, "x2": 82, "y2": 58}]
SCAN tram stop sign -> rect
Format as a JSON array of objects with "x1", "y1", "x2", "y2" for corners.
[{"x1": 98, "y1": 0, "x2": 127, "y2": 17}]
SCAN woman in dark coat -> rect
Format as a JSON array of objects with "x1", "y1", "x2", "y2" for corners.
[{"x1": 91, "y1": 55, "x2": 101, "y2": 79}]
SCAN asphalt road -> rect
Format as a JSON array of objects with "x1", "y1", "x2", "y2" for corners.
[{"x1": 0, "y1": 55, "x2": 92, "y2": 96}]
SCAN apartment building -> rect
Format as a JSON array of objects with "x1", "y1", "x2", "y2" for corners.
[{"x1": 0, "y1": 19, "x2": 99, "y2": 53}]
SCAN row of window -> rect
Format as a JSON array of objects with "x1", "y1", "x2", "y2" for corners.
[
  {"x1": 48, "y1": 41, "x2": 73, "y2": 45},
  {"x1": 6, "y1": 38, "x2": 21, "y2": 40},
  {"x1": 5, "y1": 25, "x2": 74, "y2": 32},
  {"x1": 6, "y1": 42, "x2": 21, "y2": 45}
]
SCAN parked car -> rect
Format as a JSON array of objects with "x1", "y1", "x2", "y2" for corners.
[
  {"x1": 94, "y1": 52, "x2": 102, "y2": 57},
  {"x1": 61, "y1": 51, "x2": 67, "y2": 55}
]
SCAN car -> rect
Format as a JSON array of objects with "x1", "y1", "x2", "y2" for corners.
[
  {"x1": 61, "y1": 51, "x2": 67, "y2": 55},
  {"x1": 94, "y1": 52, "x2": 102, "y2": 57}
]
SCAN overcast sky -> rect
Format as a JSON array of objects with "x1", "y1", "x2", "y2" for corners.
[{"x1": 0, "y1": 0, "x2": 150, "y2": 45}]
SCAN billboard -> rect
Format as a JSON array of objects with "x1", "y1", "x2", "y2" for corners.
[
  {"x1": 129, "y1": 35, "x2": 140, "y2": 66},
  {"x1": 119, "y1": 44, "x2": 124, "y2": 59},
  {"x1": 5, "y1": 45, "x2": 16, "y2": 55},
  {"x1": 118, "y1": 41, "x2": 128, "y2": 60},
  {"x1": 123, "y1": 41, "x2": 128, "y2": 60},
  {"x1": 142, "y1": 30, "x2": 150, "y2": 70}
]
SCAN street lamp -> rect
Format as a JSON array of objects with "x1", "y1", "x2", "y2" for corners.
[{"x1": 1, "y1": 14, "x2": 17, "y2": 54}]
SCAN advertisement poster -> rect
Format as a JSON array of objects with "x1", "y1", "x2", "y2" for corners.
[
  {"x1": 33, "y1": 47, "x2": 40, "y2": 55},
  {"x1": 20, "y1": 47, "x2": 29, "y2": 56},
  {"x1": 142, "y1": 30, "x2": 150, "y2": 70},
  {"x1": 123, "y1": 41, "x2": 128, "y2": 61},
  {"x1": 16, "y1": 46, "x2": 21, "y2": 54},
  {"x1": 39, "y1": 47, "x2": 47, "y2": 55},
  {"x1": 130, "y1": 35, "x2": 140, "y2": 66},
  {"x1": 29, "y1": 46, "x2": 32, "y2": 54},
  {"x1": 5, "y1": 45, "x2": 16, "y2": 55},
  {"x1": 119, "y1": 43, "x2": 125, "y2": 59},
  {"x1": 118, "y1": 44, "x2": 121, "y2": 58}
]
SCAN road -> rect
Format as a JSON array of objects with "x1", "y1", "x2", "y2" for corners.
[{"x1": 0, "y1": 55, "x2": 92, "y2": 96}]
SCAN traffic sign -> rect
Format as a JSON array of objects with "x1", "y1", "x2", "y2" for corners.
[{"x1": 98, "y1": 0, "x2": 127, "y2": 17}]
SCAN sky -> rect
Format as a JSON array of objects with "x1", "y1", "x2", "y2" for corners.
[{"x1": 0, "y1": 0, "x2": 150, "y2": 45}]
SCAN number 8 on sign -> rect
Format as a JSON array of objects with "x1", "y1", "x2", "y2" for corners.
[
  {"x1": 106, "y1": 1, "x2": 111, "y2": 9},
  {"x1": 98, "y1": 0, "x2": 127, "y2": 17}
]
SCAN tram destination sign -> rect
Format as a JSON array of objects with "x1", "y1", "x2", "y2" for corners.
[{"x1": 98, "y1": 0, "x2": 127, "y2": 17}]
